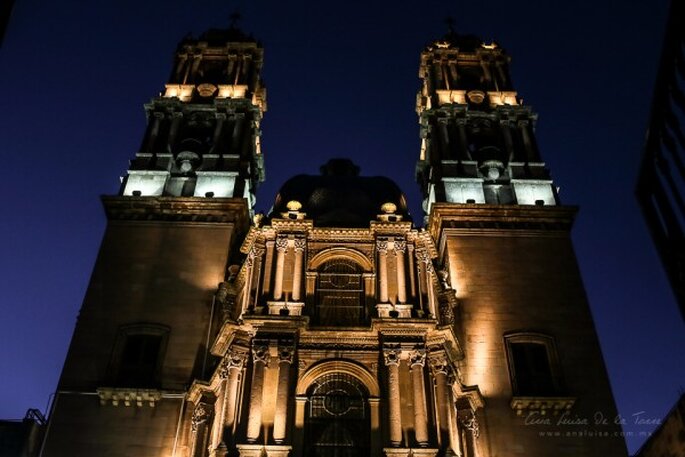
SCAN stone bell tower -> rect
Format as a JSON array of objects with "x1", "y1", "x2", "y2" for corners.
[
  {"x1": 415, "y1": 32, "x2": 556, "y2": 213},
  {"x1": 417, "y1": 30, "x2": 628, "y2": 456},
  {"x1": 123, "y1": 25, "x2": 266, "y2": 206},
  {"x1": 40, "y1": 24, "x2": 265, "y2": 457}
]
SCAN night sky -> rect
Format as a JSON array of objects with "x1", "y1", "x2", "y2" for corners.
[{"x1": 1, "y1": 1, "x2": 683, "y2": 453}]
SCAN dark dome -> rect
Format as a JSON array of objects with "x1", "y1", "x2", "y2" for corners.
[{"x1": 269, "y1": 159, "x2": 411, "y2": 228}]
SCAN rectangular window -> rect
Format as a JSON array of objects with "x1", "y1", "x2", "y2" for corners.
[
  {"x1": 108, "y1": 324, "x2": 169, "y2": 389},
  {"x1": 505, "y1": 333, "x2": 562, "y2": 397}
]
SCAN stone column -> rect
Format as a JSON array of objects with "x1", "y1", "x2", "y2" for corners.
[
  {"x1": 262, "y1": 240, "x2": 275, "y2": 298},
  {"x1": 190, "y1": 402, "x2": 212, "y2": 457},
  {"x1": 394, "y1": 240, "x2": 407, "y2": 304},
  {"x1": 417, "y1": 249, "x2": 436, "y2": 318},
  {"x1": 175, "y1": 53, "x2": 188, "y2": 82},
  {"x1": 291, "y1": 238, "x2": 306, "y2": 301},
  {"x1": 167, "y1": 111, "x2": 183, "y2": 154},
  {"x1": 220, "y1": 349, "x2": 248, "y2": 442},
  {"x1": 251, "y1": 247, "x2": 265, "y2": 309},
  {"x1": 208, "y1": 113, "x2": 227, "y2": 155},
  {"x1": 369, "y1": 398, "x2": 381, "y2": 456},
  {"x1": 480, "y1": 59, "x2": 493, "y2": 85},
  {"x1": 500, "y1": 120, "x2": 515, "y2": 162},
  {"x1": 144, "y1": 112, "x2": 164, "y2": 153},
  {"x1": 242, "y1": 247, "x2": 257, "y2": 315},
  {"x1": 456, "y1": 120, "x2": 472, "y2": 161},
  {"x1": 407, "y1": 243, "x2": 417, "y2": 304},
  {"x1": 246, "y1": 342, "x2": 270, "y2": 442},
  {"x1": 429, "y1": 352, "x2": 459, "y2": 454},
  {"x1": 273, "y1": 343, "x2": 294, "y2": 443},
  {"x1": 495, "y1": 61, "x2": 508, "y2": 89},
  {"x1": 438, "y1": 118, "x2": 451, "y2": 160},
  {"x1": 190, "y1": 54, "x2": 202, "y2": 82},
  {"x1": 273, "y1": 237, "x2": 288, "y2": 301},
  {"x1": 384, "y1": 346, "x2": 402, "y2": 447},
  {"x1": 377, "y1": 240, "x2": 389, "y2": 303},
  {"x1": 409, "y1": 349, "x2": 429, "y2": 446},
  {"x1": 293, "y1": 396, "x2": 307, "y2": 457},
  {"x1": 518, "y1": 119, "x2": 539, "y2": 162}
]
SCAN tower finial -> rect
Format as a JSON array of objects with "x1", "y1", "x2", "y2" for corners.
[{"x1": 229, "y1": 11, "x2": 241, "y2": 28}]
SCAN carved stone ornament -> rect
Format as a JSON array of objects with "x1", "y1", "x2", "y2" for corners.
[
  {"x1": 461, "y1": 410, "x2": 480, "y2": 439},
  {"x1": 278, "y1": 344, "x2": 295, "y2": 364},
  {"x1": 409, "y1": 348, "x2": 427, "y2": 368},
  {"x1": 415, "y1": 249, "x2": 434, "y2": 273},
  {"x1": 428, "y1": 352, "x2": 451, "y2": 376},
  {"x1": 191, "y1": 402, "x2": 212, "y2": 432},
  {"x1": 252, "y1": 343, "x2": 270, "y2": 365},
  {"x1": 438, "y1": 269, "x2": 451, "y2": 290},
  {"x1": 394, "y1": 239, "x2": 407, "y2": 254},
  {"x1": 197, "y1": 83, "x2": 217, "y2": 97},
  {"x1": 439, "y1": 298, "x2": 455, "y2": 326},
  {"x1": 275, "y1": 237, "x2": 289, "y2": 253},
  {"x1": 293, "y1": 238, "x2": 306, "y2": 252},
  {"x1": 219, "y1": 349, "x2": 247, "y2": 378},
  {"x1": 376, "y1": 239, "x2": 388, "y2": 253},
  {"x1": 383, "y1": 346, "x2": 401, "y2": 366}
]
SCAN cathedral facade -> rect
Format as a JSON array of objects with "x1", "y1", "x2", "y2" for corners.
[{"x1": 40, "y1": 26, "x2": 628, "y2": 457}]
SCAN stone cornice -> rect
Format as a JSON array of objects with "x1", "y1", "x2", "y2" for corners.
[
  {"x1": 428, "y1": 203, "x2": 578, "y2": 240},
  {"x1": 102, "y1": 196, "x2": 250, "y2": 229}
]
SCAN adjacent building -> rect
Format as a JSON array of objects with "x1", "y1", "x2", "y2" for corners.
[{"x1": 636, "y1": 0, "x2": 685, "y2": 322}]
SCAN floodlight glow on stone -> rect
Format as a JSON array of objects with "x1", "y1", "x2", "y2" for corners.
[{"x1": 381, "y1": 202, "x2": 397, "y2": 214}]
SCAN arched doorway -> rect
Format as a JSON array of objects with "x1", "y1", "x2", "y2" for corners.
[{"x1": 304, "y1": 372, "x2": 370, "y2": 457}]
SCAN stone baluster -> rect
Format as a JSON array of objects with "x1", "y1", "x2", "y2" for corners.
[
  {"x1": 273, "y1": 237, "x2": 288, "y2": 300},
  {"x1": 384, "y1": 346, "x2": 402, "y2": 447},
  {"x1": 292, "y1": 238, "x2": 306, "y2": 301},
  {"x1": 409, "y1": 348, "x2": 430, "y2": 446},
  {"x1": 273, "y1": 343, "x2": 295, "y2": 443},
  {"x1": 394, "y1": 240, "x2": 407, "y2": 304},
  {"x1": 377, "y1": 240, "x2": 389, "y2": 303},
  {"x1": 246, "y1": 342, "x2": 270, "y2": 442}
]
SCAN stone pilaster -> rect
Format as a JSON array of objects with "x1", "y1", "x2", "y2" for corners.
[
  {"x1": 395, "y1": 240, "x2": 407, "y2": 304},
  {"x1": 246, "y1": 342, "x2": 270, "y2": 442},
  {"x1": 409, "y1": 348, "x2": 429, "y2": 446},
  {"x1": 428, "y1": 351, "x2": 459, "y2": 455},
  {"x1": 384, "y1": 345, "x2": 402, "y2": 447},
  {"x1": 377, "y1": 240, "x2": 389, "y2": 303},
  {"x1": 273, "y1": 343, "x2": 295, "y2": 443},
  {"x1": 273, "y1": 237, "x2": 288, "y2": 300},
  {"x1": 291, "y1": 238, "x2": 306, "y2": 301},
  {"x1": 190, "y1": 402, "x2": 213, "y2": 457}
]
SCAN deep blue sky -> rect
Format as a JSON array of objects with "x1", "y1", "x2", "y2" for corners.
[{"x1": 1, "y1": 0, "x2": 682, "y2": 453}]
